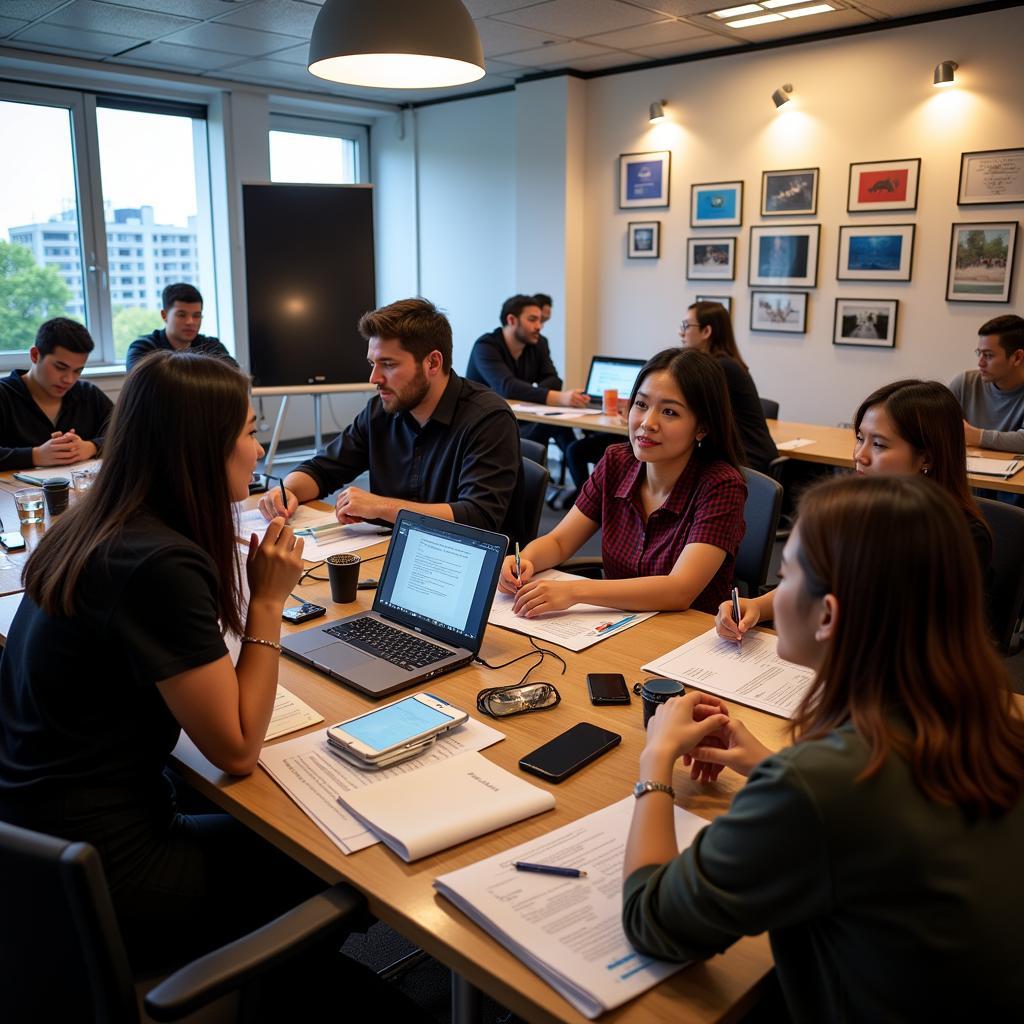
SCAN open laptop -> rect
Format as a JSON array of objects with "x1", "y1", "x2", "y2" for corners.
[
  {"x1": 281, "y1": 510, "x2": 508, "y2": 698},
  {"x1": 584, "y1": 356, "x2": 646, "y2": 408}
]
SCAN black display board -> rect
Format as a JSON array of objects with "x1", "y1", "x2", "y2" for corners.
[{"x1": 242, "y1": 183, "x2": 375, "y2": 386}]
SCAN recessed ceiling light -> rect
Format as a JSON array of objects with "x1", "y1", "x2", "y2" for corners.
[
  {"x1": 761, "y1": 0, "x2": 814, "y2": 7},
  {"x1": 726, "y1": 12, "x2": 785, "y2": 27},
  {"x1": 782, "y1": 3, "x2": 835, "y2": 17},
  {"x1": 711, "y1": 4, "x2": 762, "y2": 18}
]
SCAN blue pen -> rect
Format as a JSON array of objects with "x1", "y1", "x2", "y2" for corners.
[{"x1": 595, "y1": 613, "x2": 637, "y2": 634}]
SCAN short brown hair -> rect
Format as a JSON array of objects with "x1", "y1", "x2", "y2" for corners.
[{"x1": 358, "y1": 298, "x2": 452, "y2": 372}]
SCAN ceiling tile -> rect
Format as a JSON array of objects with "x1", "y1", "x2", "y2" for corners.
[
  {"x1": 0, "y1": 1, "x2": 68, "y2": 18},
  {"x1": 14, "y1": 22, "x2": 144, "y2": 56},
  {"x1": 625, "y1": 1, "x2": 728, "y2": 15},
  {"x1": 0, "y1": 17, "x2": 31, "y2": 37},
  {"x1": 496, "y1": 0, "x2": 663, "y2": 36},
  {"x1": 499, "y1": 39, "x2": 614, "y2": 67},
  {"x1": 222, "y1": 57, "x2": 319, "y2": 86},
  {"x1": 483, "y1": 58, "x2": 526, "y2": 75},
  {"x1": 561, "y1": 50, "x2": 643, "y2": 70},
  {"x1": 43, "y1": 0, "x2": 196, "y2": 37},
  {"x1": 630, "y1": 33, "x2": 735, "y2": 58},
  {"x1": 855, "y1": 0, "x2": 979, "y2": 14},
  {"x1": 475, "y1": 17, "x2": 565, "y2": 56},
  {"x1": 109, "y1": 40, "x2": 245, "y2": 72},
  {"x1": 116, "y1": 0, "x2": 231, "y2": 17},
  {"x1": 265, "y1": 42, "x2": 310, "y2": 66},
  {"x1": 161, "y1": 21, "x2": 304, "y2": 56},
  {"x1": 214, "y1": 0, "x2": 322, "y2": 37},
  {"x1": 584, "y1": 18, "x2": 707, "y2": 47},
  {"x1": 463, "y1": 0, "x2": 546, "y2": 14},
  {"x1": 1, "y1": 37, "x2": 109, "y2": 60}
]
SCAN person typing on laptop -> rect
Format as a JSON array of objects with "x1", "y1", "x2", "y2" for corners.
[{"x1": 259, "y1": 298, "x2": 522, "y2": 536}]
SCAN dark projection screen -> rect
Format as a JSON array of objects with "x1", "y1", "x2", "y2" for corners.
[{"x1": 242, "y1": 183, "x2": 375, "y2": 386}]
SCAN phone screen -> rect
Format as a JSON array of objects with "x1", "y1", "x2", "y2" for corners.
[
  {"x1": 519, "y1": 722, "x2": 621, "y2": 782},
  {"x1": 339, "y1": 697, "x2": 458, "y2": 753},
  {"x1": 587, "y1": 673, "x2": 629, "y2": 703}
]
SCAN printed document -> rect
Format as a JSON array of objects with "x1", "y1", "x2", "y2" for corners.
[
  {"x1": 264, "y1": 687, "x2": 324, "y2": 741},
  {"x1": 508, "y1": 402, "x2": 604, "y2": 417},
  {"x1": 488, "y1": 569, "x2": 655, "y2": 651},
  {"x1": 258, "y1": 717, "x2": 505, "y2": 854},
  {"x1": 965, "y1": 456, "x2": 1021, "y2": 478},
  {"x1": 775, "y1": 437, "x2": 815, "y2": 452},
  {"x1": 435, "y1": 796, "x2": 707, "y2": 1018},
  {"x1": 236, "y1": 505, "x2": 389, "y2": 558},
  {"x1": 643, "y1": 626, "x2": 814, "y2": 719}
]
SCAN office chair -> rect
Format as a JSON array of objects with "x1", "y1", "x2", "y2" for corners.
[
  {"x1": 735, "y1": 468, "x2": 784, "y2": 598},
  {"x1": 519, "y1": 437, "x2": 547, "y2": 467},
  {"x1": 976, "y1": 497, "x2": 1024, "y2": 653},
  {"x1": 0, "y1": 820, "x2": 367, "y2": 1023},
  {"x1": 759, "y1": 397, "x2": 780, "y2": 421},
  {"x1": 520, "y1": 456, "x2": 550, "y2": 545}
]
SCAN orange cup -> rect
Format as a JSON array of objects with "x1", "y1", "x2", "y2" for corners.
[{"x1": 602, "y1": 388, "x2": 619, "y2": 415}]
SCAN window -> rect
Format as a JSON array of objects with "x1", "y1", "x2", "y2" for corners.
[{"x1": 268, "y1": 114, "x2": 368, "y2": 185}]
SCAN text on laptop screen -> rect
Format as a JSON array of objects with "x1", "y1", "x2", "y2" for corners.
[
  {"x1": 586, "y1": 358, "x2": 644, "y2": 398},
  {"x1": 340, "y1": 697, "x2": 458, "y2": 752},
  {"x1": 377, "y1": 521, "x2": 505, "y2": 644}
]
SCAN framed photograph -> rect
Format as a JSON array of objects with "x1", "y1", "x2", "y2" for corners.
[
  {"x1": 958, "y1": 148, "x2": 1024, "y2": 205},
  {"x1": 760, "y1": 167, "x2": 818, "y2": 216},
  {"x1": 749, "y1": 225, "x2": 820, "y2": 287},
  {"x1": 690, "y1": 181, "x2": 743, "y2": 227},
  {"x1": 837, "y1": 224, "x2": 915, "y2": 281},
  {"x1": 695, "y1": 294, "x2": 733, "y2": 313},
  {"x1": 833, "y1": 298, "x2": 898, "y2": 348},
  {"x1": 627, "y1": 221, "x2": 660, "y2": 259},
  {"x1": 619, "y1": 150, "x2": 671, "y2": 209},
  {"x1": 687, "y1": 237, "x2": 735, "y2": 280},
  {"x1": 847, "y1": 158, "x2": 921, "y2": 212},
  {"x1": 946, "y1": 222, "x2": 1019, "y2": 302},
  {"x1": 750, "y1": 291, "x2": 807, "y2": 334}
]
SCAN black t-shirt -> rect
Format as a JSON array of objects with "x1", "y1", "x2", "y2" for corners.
[
  {"x1": 718, "y1": 356, "x2": 779, "y2": 475},
  {"x1": 0, "y1": 515, "x2": 228, "y2": 808}
]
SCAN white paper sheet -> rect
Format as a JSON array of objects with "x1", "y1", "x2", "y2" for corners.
[
  {"x1": 642, "y1": 626, "x2": 814, "y2": 719},
  {"x1": 13, "y1": 458, "x2": 102, "y2": 483},
  {"x1": 235, "y1": 505, "x2": 390, "y2": 558},
  {"x1": 258, "y1": 717, "x2": 505, "y2": 853},
  {"x1": 435, "y1": 797, "x2": 707, "y2": 1018},
  {"x1": 775, "y1": 437, "x2": 816, "y2": 451},
  {"x1": 488, "y1": 569, "x2": 655, "y2": 651},
  {"x1": 264, "y1": 686, "x2": 324, "y2": 741},
  {"x1": 965, "y1": 456, "x2": 1021, "y2": 477}
]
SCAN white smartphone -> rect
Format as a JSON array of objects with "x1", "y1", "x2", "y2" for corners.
[{"x1": 326, "y1": 692, "x2": 469, "y2": 767}]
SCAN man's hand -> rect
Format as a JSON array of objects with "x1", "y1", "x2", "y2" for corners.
[
  {"x1": 336, "y1": 485, "x2": 390, "y2": 524},
  {"x1": 559, "y1": 388, "x2": 591, "y2": 409},
  {"x1": 963, "y1": 419, "x2": 984, "y2": 447},
  {"x1": 32, "y1": 430, "x2": 92, "y2": 466}
]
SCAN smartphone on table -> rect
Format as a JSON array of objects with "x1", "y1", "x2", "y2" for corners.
[
  {"x1": 519, "y1": 722, "x2": 621, "y2": 783},
  {"x1": 587, "y1": 672, "x2": 630, "y2": 705}
]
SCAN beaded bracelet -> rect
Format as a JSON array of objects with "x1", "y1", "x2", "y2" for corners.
[{"x1": 241, "y1": 635, "x2": 282, "y2": 652}]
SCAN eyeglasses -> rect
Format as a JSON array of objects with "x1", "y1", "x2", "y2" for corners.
[
  {"x1": 476, "y1": 681, "x2": 561, "y2": 718},
  {"x1": 681, "y1": 321, "x2": 701, "y2": 330}
]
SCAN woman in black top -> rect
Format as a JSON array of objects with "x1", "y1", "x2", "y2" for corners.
[{"x1": 680, "y1": 301, "x2": 778, "y2": 473}]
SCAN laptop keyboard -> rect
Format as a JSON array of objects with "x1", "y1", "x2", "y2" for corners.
[{"x1": 325, "y1": 618, "x2": 452, "y2": 672}]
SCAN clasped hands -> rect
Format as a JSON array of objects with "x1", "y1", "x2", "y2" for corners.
[{"x1": 34, "y1": 429, "x2": 96, "y2": 466}]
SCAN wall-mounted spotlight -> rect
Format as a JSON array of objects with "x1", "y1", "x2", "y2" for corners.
[
  {"x1": 771, "y1": 83, "x2": 793, "y2": 109},
  {"x1": 649, "y1": 100, "x2": 667, "y2": 124},
  {"x1": 933, "y1": 60, "x2": 958, "y2": 88}
]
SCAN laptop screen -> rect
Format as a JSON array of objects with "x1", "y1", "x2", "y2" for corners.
[
  {"x1": 585, "y1": 357, "x2": 646, "y2": 400},
  {"x1": 373, "y1": 511, "x2": 507, "y2": 651}
]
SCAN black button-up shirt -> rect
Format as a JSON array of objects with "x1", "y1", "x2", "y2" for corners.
[
  {"x1": 295, "y1": 372, "x2": 523, "y2": 536},
  {"x1": 466, "y1": 327, "x2": 563, "y2": 404}
]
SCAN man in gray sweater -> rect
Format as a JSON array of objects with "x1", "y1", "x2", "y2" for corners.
[{"x1": 949, "y1": 314, "x2": 1024, "y2": 453}]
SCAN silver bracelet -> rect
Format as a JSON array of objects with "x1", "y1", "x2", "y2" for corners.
[{"x1": 240, "y1": 635, "x2": 282, "y2": 653}]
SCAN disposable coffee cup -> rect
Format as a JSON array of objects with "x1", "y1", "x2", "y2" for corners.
[
  {"x1": 634, "y1": 678, "x2": 687, "y2": 727},
  {"x1": 602, "y1": 388, "x2": 619, "y2": 415},
  {"x1": 42, "y1": 477, "x2": 71, "y2": 517},
  {"x1": 327, "y1": 553, "x2": 361, "y2": 603}
]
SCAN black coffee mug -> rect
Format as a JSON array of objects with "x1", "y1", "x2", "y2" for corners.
[
  {"x1": 634, "y1": 678, "x2": 687, "y2": 727},
  {"x1": 42, "y1": 477, "x2": 71, "y2": 517},
  {"x1": 327, "y1": 553, "x2": 361, "y2": 603}
]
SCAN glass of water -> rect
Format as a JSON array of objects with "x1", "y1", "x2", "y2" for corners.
[
  {"x1": 71, "y1": 467, "x2": 97, "y2": 492},
  {"x1": 14, "y1": 488, "x2": 45, "y2": 525}
]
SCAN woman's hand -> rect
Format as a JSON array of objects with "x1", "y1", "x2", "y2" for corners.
[
  {"x1": 639, "y1": 692, "x2": 731, "y2": 779},
  {"x1": 511, "y1": 577, "x2": 580, "y2": 617},
  {"x1": 246, "y1": 518, "x2": 304, "y2": 608},
  {"x1": 715, "y1": 596, "x2": 760, "y2": 642},
  {"x1": 498, "y1": 554, "x2": 535, "y2": 594},
  {"x1": 689, "y1": 718, "x2": 774, "y2": 778}
]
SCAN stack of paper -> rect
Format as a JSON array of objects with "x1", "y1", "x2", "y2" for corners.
[
  {"x1": 235, "y1": 505, "x2": 389, "y2": 558},
  {"x1": 435, "y1": 796, "x2": 707, "y2": 1018},
  {"x1": 965, "y1": 456, "x2": 1021, "y2": 478},
  {"x1": 13, "y1": 458, "x2": 101, "y2": 484}
]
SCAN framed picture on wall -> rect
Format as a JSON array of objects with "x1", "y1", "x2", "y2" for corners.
[
  {"x1": 690, "y1": 181, "x2": 743, "y2": 227},
  {"x1": 619, "y1": 150, "x2": 671, "y2": 208},
  {"x1": 958, "y1": 148, "x2": 1024, "y2": 205},
  {"x1": 687, "y1": 237, "x2": 736, "y2": 280},
  {"x1": 627, "y1": 221, "x2": 660, "y2": 258},
  {"x1": 750, "y1": 291, "x2": 807, "y2": 333},
  {"x1": 837, "y1": 224, "x2": 915, "y2": 281},
  {"x1": 946, "y1": 221, "x2": 1019, "y2": 302},
  {"x1": 695, "y1": 294, "x2": 733, "y2": 313},
  {"x1": 833, "y1": 298, "x2": 898, "y2": 348},
  {"x1": 760, "y1": 167, "x2": 818, "y2": 216},
  {"x1": 749, "y1": 225, "x2": 819, "y2": 287},
  {"x1": 847, "y1": 158, "x2": 921, "y2": 212}
]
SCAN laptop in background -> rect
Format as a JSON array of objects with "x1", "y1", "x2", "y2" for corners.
[
  {"x1": 584, "y1": 356, "x2": 646, "y2": 408},
  {"x1": 281, "y1": 510, "x2": 507, "y2": 698}
]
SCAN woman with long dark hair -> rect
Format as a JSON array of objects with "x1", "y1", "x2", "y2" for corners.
[
  {"x1": 623, "y1": 474, "x2": 1024, "y2": 1019},
  {"x1": 499, "y1": 348, "x2": 747, "y2": 615}
]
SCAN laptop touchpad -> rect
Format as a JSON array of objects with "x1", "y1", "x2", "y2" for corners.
[{"x1": 304, "y1": 640, "x2": 377, "y2": 671}]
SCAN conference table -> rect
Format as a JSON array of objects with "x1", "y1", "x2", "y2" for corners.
[{"x1": 510, "y1": 403, "x2": 1024, "y2": 496}]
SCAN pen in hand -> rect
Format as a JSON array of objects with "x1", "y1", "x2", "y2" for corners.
[
  {"x1": 279, "y1": 478, "x2": 288, "y2": 518},
  {"x1": 514, "y1": 541, "x2": 521, "y2": 583},
  {"x1": 731, "y1": 586, "x2": 742, "y2": 644}
]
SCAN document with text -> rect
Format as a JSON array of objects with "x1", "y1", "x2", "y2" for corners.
[
  {"x1": 488, "y1": 569, "x2": 656, "y2": 651},
  {"x1": 643, "y1": 626, "x2": 814, "y2": 719},
  {"x1": 264, "y1": 686, "x2": 324, "y2": 741},
  {"x1": 236, "y1": 505, "x2": 389, "y2": 558},
  {"x1": 965, "y1": 456, "x2": 1021, "y2": 478},
  {"x1": 435, "y1": 796, "x2": 707, "y2": 1018}
]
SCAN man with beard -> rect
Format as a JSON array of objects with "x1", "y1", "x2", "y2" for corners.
[{"x1": 259, "y1": 298, "x2": 522, "y2": 534}]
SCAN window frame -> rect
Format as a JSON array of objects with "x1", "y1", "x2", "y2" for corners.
[{"x1": 268, "y1": 112, "x2": 369, "y2": 184}]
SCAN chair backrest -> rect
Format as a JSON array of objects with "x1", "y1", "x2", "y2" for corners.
[
  {"x1": 520, "y1": 456, "x2": 550, "y2": 545},
  {"x1": 735, "y1": 467, "x2": 784, "y2": 597},
  {"x1": 976, "y1": 497, "x2": 1024, "y2": 651},
  {"x1": 0, "y1": 820, "x2": 139, "y2": 1023},
  {"x1": 759, "y1": 396, "x2": 780, "y2": 420},
  {"x1": 519, "y1": 436, "x2": 548, "y2": 467}
]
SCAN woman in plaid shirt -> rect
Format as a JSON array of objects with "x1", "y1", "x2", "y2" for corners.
[{"x1": 499, "y1": 348, "x2": 747, "y2": 616}]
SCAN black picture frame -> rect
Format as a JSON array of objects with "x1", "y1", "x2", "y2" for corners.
[
  {"x1": 958, "y1": 148, "x2": 1024, "y2": 205},
  {"x1": 749, "y1": 225, "x2": 820, "y2": 287},
  {"x1": 750, "y1": 291, "x2": 808, "y2": 334},
  {"x1": 760, "y1": 167, "x2": 818, "y2": 217},
  {"x1": 833, "y1": 298, "x2": 898, "y2": 348},
  {"x1": 686, "y1": 236, "x2": 736, "y2": 280},
  {"x1": 836, "y1": 224, "x2": 915, "y2": 282},
  {"x1": 627, "y1": 221, "x2": 660, "y2": 258},
  {"x1": 946, "y1": 221, "x2": 1019, "y2": 302}
]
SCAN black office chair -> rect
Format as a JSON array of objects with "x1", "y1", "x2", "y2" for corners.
[
  {"x1": 520, "y1": 456, "x2": 550, "y2": 545},
  {"x1": 520, "y1": 437, "x2": 547, "y2": 467},
  {"x1": 759, "y1": 397, "x2": 780, "y2": 421},
  {"x1": 976, "y1": 497, "x2": 1024, "y2": 653},
  {"x1": 0, "y1": 820, "x2": 367, "y2": 1023},
  {"x1": 735, "y1": 467, "x2": 784, "y2": 598}
]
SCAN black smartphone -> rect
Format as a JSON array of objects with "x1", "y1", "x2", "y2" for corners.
[
  {"x1": 0, "y1": 532, "x2": 26, "y2": 552},
  {"x1": 282, "y1": 602, "x2": 326, "y2": 624},
  {"x1": 357, "y1": 577, "x2": 379, "y2": 590},
  {"x1": 587, "y1": 673, "x2": 630, "y2": 706},
  {"x1": 519, "y1": 722, "x2": 621, "y2": 783}
]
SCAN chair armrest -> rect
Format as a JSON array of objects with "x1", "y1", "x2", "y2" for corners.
[
  {"x1": 557, "y1": 557, "x2": 604, "y2": 580},
  {"x1": 143, "y1": 883, "x2": 365, "y2": 1021}
]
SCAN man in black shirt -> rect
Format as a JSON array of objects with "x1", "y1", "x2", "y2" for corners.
[
  {"x1": 126, "y1": 282, "x2": 237, "y2": 371},
  {"x1": 259, "y1": 298, "x2": 522, "y2": 536},
  {"x1": 0, "y1": 317, "x2": 113, "y2": 471}
]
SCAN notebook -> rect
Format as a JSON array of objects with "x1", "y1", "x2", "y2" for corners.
[
  {"x1": 583, "y1": 356, "x2": 645, "y2": 408},
  {"x1": 281, "y1": 510, "x2": 507, "y2": 698}
]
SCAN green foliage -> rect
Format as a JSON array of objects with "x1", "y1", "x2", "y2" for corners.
[
  {"x1": 112, "y1": 305, "x2": 161, "y2": 361},
  {"x1": 0, "y1": 240, "x2": 75, "y2": 351}
]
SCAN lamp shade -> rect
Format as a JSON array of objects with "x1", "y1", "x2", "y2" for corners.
[
  {"x1": 308, "y1": 0, "x2": 485, "y2": 89},
  {"x1": 648, "y1": 101, "x2": 666, "y2": 124},
  {"x1": 933, "y1": 60, "x2": 958, "y2": 87}
]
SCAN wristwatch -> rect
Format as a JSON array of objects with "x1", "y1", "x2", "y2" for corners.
[{"x1": 633, "y1": 780, "x2": 675, "y2": 800}]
